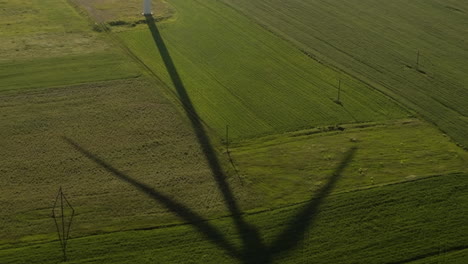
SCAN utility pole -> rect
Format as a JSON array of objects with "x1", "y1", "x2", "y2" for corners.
[
  {"x1": 416, "y1": 50, "x2": 420, "y2": 71},
  {"x1": 335, "y1": 80, "x2": 342, "y2": 104},
  {"x1": 337, "y1": 80, "x2": 341, "y2": 102},
  {"x1": 52, "y1": 187, "x2": 75, "y2": 262},
  {"x1": 226, "y1": 125, "x2": 229, "y2": 153}
]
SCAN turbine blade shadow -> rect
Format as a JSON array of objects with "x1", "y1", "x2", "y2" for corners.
[
  {"x1": 268, "y1": 147, "x2": 357, "y2": 256},
  {"x1": 63, "y1": 137, "x2": 240, "y2": 258}
]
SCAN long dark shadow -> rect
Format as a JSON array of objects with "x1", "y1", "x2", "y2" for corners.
[
  {"x1": 144, "y1": 15, "x2": 267, "y2": 261},
  {"x1": 268, "y1": 147, "x2": 357, "y2": 256},
  {"x1": 69, "y1": 14, "x2": 358, "y2": 263},
  {"x1": 63, "y1": 137, "x2": 240, "y2": 258}
]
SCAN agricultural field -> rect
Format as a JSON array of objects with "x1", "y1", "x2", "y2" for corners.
[
  {"x1": 1, "y1": 174, "x2": 467, "y2": 263},
  {"x1": 0, "y1": 78, "x2": 250, "y2": 245},
  {"x1": 230, "y1": 119, "x2": 468, "y2": 207},
  {"x1": 1, "y1": 0, "x2": 467, "y2": 263},
  {"x1": 116, "y1": 0, "x2": 409, "y2": 139},
  {"x1": 0, "y1": 0, "x2": 140, "y2": 92},
  {"x1": 221, "y1": 0, "x2": 468, "y2": 147},
  {"x1": 69, "y1": 0, "x2": 174, "y2": 24}
]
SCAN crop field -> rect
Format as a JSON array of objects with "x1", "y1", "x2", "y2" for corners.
[
  {"x1": 70, "y1": 0, "x2": 174, "y2": 27},
  {"x1": 0, "y1": 78, "x2": 252, "y2": 245},
  {"x1": 1, "y1": 173, "x2": 466, "y2": 263},
  {"x1": 117, "y1": 0, "x2": 408, "y2": 139},
  {"x1": 0, "y1": 0, "x2": 141, "y2": 92},
  {"x1": 221, "y1": 0, "x2": 468, "y2": 147},
  {"x1": 230, "y1": 119, "x2": 468, "y2": 207},
  {"x1": 1, "y1": 0, "x2": 467, "y2": 263},
  {"x1": 70, "y1": 0, "x2": 174, "y2": 24}
]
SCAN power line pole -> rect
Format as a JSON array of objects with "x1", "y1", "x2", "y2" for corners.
[
  {"x1": 416, "y1": 50, "x2": 420, "y2": 71},
  {"x1": 52, "y1": 187, "x2": 75, "y2": 262},
  {"x1": 337, "y1": 80, "x2": 341, "y2": 102},
  {"x1": 226, "y1": 125, "x2": 229, "y2": 153}
]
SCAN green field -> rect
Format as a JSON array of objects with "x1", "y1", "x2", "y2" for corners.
[
  {"x1": 117, "y1": 0, "x2": 408, "y2": 139},
  {"x1": 0, "y1": 0, "x2": 140, "y2": 92},
  {"x1": 0, "y1": 54, "x2": 140, "y2": 92},
  {"x1": 1, "y1": 0, "x2": 467, "y2": 263},
  {"x1": 230, "y1": 119, "x2": 468, "y2": 207},
  {"x1": 0, "y1": 78, "x2": 250, "y2": 245},
  {"x1": 1, "y1": 174, "x2": 466, "y2": 263},
  {"x1": 221, "y1": 0, "x2": 468, "y2": 147},
  {"x1": 70, "y1": 0, "x2": 174, "y2": 24}
]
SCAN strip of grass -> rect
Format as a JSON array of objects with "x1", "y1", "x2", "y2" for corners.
[
  {"x1": 0, "y1": 0, "x2": 143, "y2": 90},
  {"x1": 230, "y1": 119, "x2": 468, "y2": 208},
  {"x1": 0, "y1": 173, "x2": 466, "y2": 263},
  {"x1": 0, "y1": 0, "x2": 89, "y2": 36},
  {"x1": 0, "y1": 0, "x2": 114, "y2": 60},
  {"x1": 0, "y1": 53, "x2": 141, "y2": 92},
  {"x1": 70, "y1": 0, "x2": 174, "y2": 24},
  {"x1": 117, "y1": 0, "x2": 408, "y2": 139},
  {"x1": 221, "y1": 0, "x2": 468, "y2": 147}
]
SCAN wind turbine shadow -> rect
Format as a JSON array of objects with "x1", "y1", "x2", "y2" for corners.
[
  {"x1": 65, "y1": 15, "x2": 359, "y2": 263},
  {"x1": 65, "y1": 136, "x2": 356, "y2": 263},
  {"x1": 63, "y1": 137, "x2": 240, "y2": 258},
  {"x1": 268, "y1": 147, "x2": 357, "y2": 257}
]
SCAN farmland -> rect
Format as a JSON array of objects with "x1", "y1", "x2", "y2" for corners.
[
  {"x1": 0, "y1": 0, "x2": 141, "y2": 92},
  {"x1": 0, "y1": 78, "x2": 251, "y2": 245},
  {"x1": 230, "y1": 119, "x2": 468, "y2": 207},
  {"x1": 221, "y1": 0, "x2": 468, "y2": 147},
  {"x1": 1, "y1": 0, "x2": 467, "y2": 263},
  {"x1": 69, "y1": 0, "x2": 174, "y2": 24},
  {"x1": 117, "y1": 0, "x2": 408, "y2": 139},
  {"x1": 1, "y1": 173, "x2": 467, "y2": 263}
]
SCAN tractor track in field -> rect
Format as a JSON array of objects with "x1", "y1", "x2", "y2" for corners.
[{"x1": 386, "y1": 245, "x2": 468, "y2": 264}]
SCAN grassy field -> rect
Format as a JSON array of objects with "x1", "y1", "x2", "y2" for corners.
[
  {"x1": 0, "y1": 0, "x2": 107, "y2": 60},
  {"x1": 1, "y1": 0, "x2": 467, "y2": 263},
  {"x1": 0, "y1": 0, "x2": 141, "y2": 91},
  {"x1": 70, "y1": 0, "x2": 174, "y2": 24},
  {"x1": 0, "y1": 78, "x2": 251, "y2": 246},
  {"x1": 117, "y1": 0, "x2": 408, "y2": 139},
  {"x1": 1, "y1": 173, "x2": 466, "y2": 263},
  {"x1": 221, "y1": 0, "x2": 468, "y2": 147},
  {"x1": 0, "y1": 53, "x2": 140, "y2": 92},
  {"x1": 230, "y1": 119, "x2": 468, "y2": 207}
]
